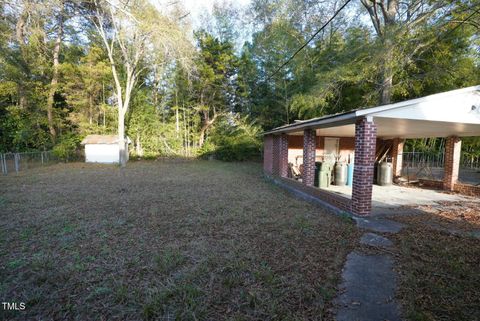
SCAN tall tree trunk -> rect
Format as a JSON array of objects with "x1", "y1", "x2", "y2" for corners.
[
  {"x1": 198, "y1": 112, "x2": 218, "y2": 147},
  {"x1": 118, "y1": 109, "x2": 126, "y2": 166},
  {"x1": 380, "y1": 39, "x2": 394, "y2": 105},
  {"x1": 175, "y1": 107, "x2": 179, "y2": 136},
  {"x1": 88, "y1": 95, "x2": 93, "y2": 125},
  {"x1": 361, "y1": 0, "x2": 398, "y2": 105},
  {"x1": 135, "y1": 133, "x2": 143, "y2": 156},
  {"x1": 15, "y1": 6, "x2": 28, "y2": 109},
  {"x1": 46, "y1": 8, "x2": 64, "y2": 143}
]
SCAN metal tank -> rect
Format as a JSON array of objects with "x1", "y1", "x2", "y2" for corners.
[
  {"x1": 334, "y1": 162, "x2": 348, "y2": 186},
  {"x1": 378, "y1": 162, "x2": 393, "y2": 186}
]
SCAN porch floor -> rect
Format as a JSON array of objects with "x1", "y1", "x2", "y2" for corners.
[{"x1": 322, "y1": 184, "x2": 478, "y2": 215}]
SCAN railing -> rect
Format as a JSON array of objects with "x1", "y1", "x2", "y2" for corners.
[
  {"x1": 461, "y1": 155, "x2": 480, "y2": 169},
  {"x1": 402, "y1": 152, "x2": 445, "y2": 169},
  {"x1": 1, "y1": 151, "x2": 58, "y2": 175},
  {"x1": 402, "y1": 151, "x2": 480, "y2": 170}
]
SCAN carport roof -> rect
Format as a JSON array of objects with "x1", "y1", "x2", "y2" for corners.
[{"x1": 263, "y1": 85, "x2": 480, "y2": 139}]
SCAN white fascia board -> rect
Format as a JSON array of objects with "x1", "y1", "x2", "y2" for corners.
[
  {"x1": 357, "y1": 85, "x2": 480, "y2": 118},
  {"x1": 263, "y1": 112, "x2": 357, "y2": 135},
  {"x1": 367, "y1": 90, "x2": 480, "y2": 124}
]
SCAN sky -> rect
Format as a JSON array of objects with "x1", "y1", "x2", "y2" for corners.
[{"x1": 181, "y1": 0, "x2": 251, "y2": 28}]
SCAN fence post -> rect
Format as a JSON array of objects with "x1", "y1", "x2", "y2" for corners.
[
  {"x1": 1, "y1": 154, "x2": 4, "y2": 175},
  {"x1": 14, "y1": 153, "x2": 19, "y2": 174},
  {"x1": 41, "y1": 152, "x2": 44, "y2": 165}
]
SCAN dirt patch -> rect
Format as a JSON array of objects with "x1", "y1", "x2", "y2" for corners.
[{"x1": 0, "y1": 161, "x2": 359, "y2": 320}]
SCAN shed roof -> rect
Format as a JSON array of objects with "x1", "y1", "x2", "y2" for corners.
[
  {"x1": 264, "y1": 85, "x2": 480, "y2": 139},
  {"x1": 81, "y1": 135, "x2": 121, "y2": 145}
]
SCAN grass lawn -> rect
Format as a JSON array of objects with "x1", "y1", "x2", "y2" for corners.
[
  {"x1": 389, "y1": 202, "x2": 480, "y2": 321},
  {"x1": 0, "y1": 160, "x2": 359, "y2": 320}
]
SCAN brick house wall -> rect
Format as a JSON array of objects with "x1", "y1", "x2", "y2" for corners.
[
  {"x1": 269, "y1": 134, "x2": 288, "y2": 178},
  {"x1": 287, "y1": 135, "x2": 356, "y2": 165},
  {"x1": 263, "y1": 135, "x2": 273, "y2": 174}
]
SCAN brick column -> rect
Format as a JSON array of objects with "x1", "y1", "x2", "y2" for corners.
[
  {"x1": 271, "y1": 134, "x2": 288, "y2": 177},
  {"x1": 391, "y1": 138, "x2": 405, "y2": 177},
  {"x1": 272, "y1": 135, "x2": 280, "y2": 176},
  {"x1": 263, "y1": 135, "x2": 273, "y2": 175},
  {"x1": 279, "y1": 134, "x2": 289, "y2": 177},
  {"x1": 352, "y1": 117, "x2": 377, "y2": 216},
  {"x1": 303, "y1": 129, "x2": 316, "y2": 186},
  {"x1": 443, "y1": 136, "x2": 461, "y2": 191}
]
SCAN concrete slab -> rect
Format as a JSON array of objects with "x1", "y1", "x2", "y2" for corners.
[
  {"x1": 360, "y1": 233, "x2": 393, "y2": 248},
  {"x1": 325, "y1": 184, "x2": 475, "y2": 209},
  {"x1": 354, "y1": 217, "x2": 405, "y2": 234},
  {"x1": 334, "y1": 252, "x2": 402, "y2": 321}
]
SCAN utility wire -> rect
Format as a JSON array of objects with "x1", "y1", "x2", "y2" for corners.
[
  {"x1": 266, "y1": 0, "x2": 353, "y2": 81},
  {"x1": 438, "y1": 5, "x2": 480, "y2": 40}
]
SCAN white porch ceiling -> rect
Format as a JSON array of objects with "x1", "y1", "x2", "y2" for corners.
[
  {"x1": 275, "y1": 85, "x2": 480, "y2": 139},
  {"x1": 289, "y1": 118, "x2": 480, "y2": 139}
]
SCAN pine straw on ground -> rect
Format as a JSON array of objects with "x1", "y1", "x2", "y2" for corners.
[
  {"x1": 0, "y1": 160, "x2": 359, "y2": 321},
  {"x1": 389, "y1": 202, "x2": 480, "y2": 321}
]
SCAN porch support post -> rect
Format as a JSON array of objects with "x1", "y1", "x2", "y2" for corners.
[
  {"x1": 263, "y1": 135, "x2": 273, "y2": 175},
  {"x1": 352, "y1": 117, "x2": 377, "y2": 216},
  {"x1": 272, "y1": 135, "x2": 280, "y2": 176},
  {"x1": 443, "y1": 136, "x2": 461, "y2": 191},
  {"x1": 303, "y1": 129, "x2": 316, "y2": 186},
  {"x1": 279, "y1": 134, "x2": 289, "y2": 177},
  {"x1": 392, "y1": 138, "x2": 405, "y2": 177},
  {"x1": 271, "y1": 134, "x2": 288, "y2": 177}
]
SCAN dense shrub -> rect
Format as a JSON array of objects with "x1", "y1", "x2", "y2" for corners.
[
  {"x1": 52, "y1": 134, "x2": 81, "y2": 161},
  {"x1": 203, "y1": 114, "x2": 262, "y2": 161}
]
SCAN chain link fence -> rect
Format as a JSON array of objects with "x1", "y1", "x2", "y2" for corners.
[
  {"x1": 403, "y1": 151, "x2": 480, "y2": 170},
  {"x1": 1, "y1": 151, "x2": 60, "y2": 175}
]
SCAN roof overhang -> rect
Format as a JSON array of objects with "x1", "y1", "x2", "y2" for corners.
[{"x1": 263, "y1": 85, "x2": 480, "y2": 139}]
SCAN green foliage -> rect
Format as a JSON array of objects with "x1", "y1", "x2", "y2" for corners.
[
  {"x1": 0, "y1": 0, "x2": 479, "y2": 158},
  {"x1": 52, "y1": 134, "x2": 81, "y2": 161},
  {"x1": 203, "y1": 115, "x2": 262, "y2": 161}
]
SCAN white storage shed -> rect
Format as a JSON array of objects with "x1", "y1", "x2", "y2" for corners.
[{"x1": 81, "y1": 135, "x2": 131, "y2": 164}]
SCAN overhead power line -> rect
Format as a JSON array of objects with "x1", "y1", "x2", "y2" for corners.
[
  {"x1": 439, "y1": 5, "x2": 480, "y2": 40},
  {"x1": 267, "y1": 0, "x2": 353, "y2": 81}
]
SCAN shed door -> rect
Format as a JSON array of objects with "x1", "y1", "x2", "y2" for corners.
[{"x1": 324, "y1": 137, "x2": 339, "y2": 157}]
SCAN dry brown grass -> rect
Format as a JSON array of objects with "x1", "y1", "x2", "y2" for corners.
[
  {"x1": 390, "y1": 202, "x2": 480, "y2": 321},
  {"x1": 0, "y1": 160, "x2": 359, "y2": 320}
]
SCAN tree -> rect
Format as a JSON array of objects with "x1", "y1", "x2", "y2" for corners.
[
  {"x1": 91, "y1": 0, "x2": 191, "y2": 166},
  {"x1": 192, "y1": 32, "x2": 239, "y2": 147},
  {"x1": 360, "y1": 0, "x2": 451, "y2": 104},
  {"x1": 61, "y1": 45, "x2": 112, "y2": 133}
]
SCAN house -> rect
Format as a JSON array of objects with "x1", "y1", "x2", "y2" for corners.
[
  {"x1": 81, "y1": 135, "x2": 131, "y2": 164},
  {"x1": 263, "y1": 85, "x2": 480, "y2": 216}
]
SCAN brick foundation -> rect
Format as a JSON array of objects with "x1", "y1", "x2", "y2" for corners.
[
  {"x1": 419, "y1": 179, "x2": 444, "y2": 190},
  {"x1": 351, "y1": 117, "x2": 377, "y2": 216},
  {"x1": 392, "y1": 138, "x2": 405, "y2": 177},
  {"x1": 302, "y1": 129, "x2": 316, "y2": 186},
  {"x1": 453, "y1": 182, "x2": 480, "y2": 196},
  {"x1": 419, "y1": 179, "x2": 480, "y2": 197},
  {"x1": 274, "y1": 176, "x2": 351, "y2": 213},
  {"x1": 443, "y1": 136, "x2": 461, "y2": 191}
]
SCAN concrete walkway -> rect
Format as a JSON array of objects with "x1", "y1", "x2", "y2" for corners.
[
  {"x1": 333, "y1": 216, "x2": 405, "y2": 321},
  {"x1": 334, "y1": 252, "x2": 401, "y2": 321}
]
